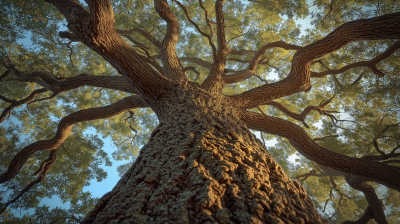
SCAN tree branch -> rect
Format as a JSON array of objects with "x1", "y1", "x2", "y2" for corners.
[
  {"x1": 345, "y1": 175, "x2": 387, "y2": 224},
  {"x1": 45, "y1": 0, "x2": 169, "y2": 97},
  {"x1": 117, "y1": 28, "x2": 162, "y2": 49},
  {"x1": 223, "y1": 41, "x2": 301, "y2": 84},
  {"x1": 227, "y1": 12, "x2": 400, "y2": 109},
  {"x1": 6, "y1": 65, "x2": 139, "y2": 94},
  {"x1": 199, "y1": 0, "x2": 216, "y2": 56},
  {"x1": 179, "y1": 57, "x2": 213, "y2": 70},
  {"x1": 0, "y1": 96, "x2": 148, "y2": 184},
  {"x1": 173, "y1": 0, "x2": 216, "y2": 56},
  {"x1": 0, "y1": 89, "x2": 47, "y2": 123},
  {"x1": 0, "y1": 150, "x2": 57, "y2": 214},
  {"x1": 154, "y1": 0, "x2": 187, "y2": 82},
  {"x1": 311, "y1": 40, "x2": 400, "y2": 78},
  {"x1": 200, "y1": 0, "x2": 229, "y2": 92},
  {"x1": 257, "y1": 96, "x2": 336, "y2": 128},
  {"x1": 240, "y1": 110, "x2": 400, "y2": 192}
]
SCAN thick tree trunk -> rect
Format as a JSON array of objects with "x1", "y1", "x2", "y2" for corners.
[{"x1": 82, "y1": 85, "x2": 326, "y2": 224}]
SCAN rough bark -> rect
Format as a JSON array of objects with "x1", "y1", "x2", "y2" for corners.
[{"x1": 82, "y1": 86, "x2": 326, "y2": 224}]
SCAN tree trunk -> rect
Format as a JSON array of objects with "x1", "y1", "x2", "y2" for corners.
[{"x1": 82, "y1": 85, "x2": 326, "y2": 224}]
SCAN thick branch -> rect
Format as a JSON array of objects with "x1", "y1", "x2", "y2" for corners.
[
  {"x1": 345, "y1": 175, "x2": 387, "y2": 224},
  {"x1": 0, "y1": 150, "x2": 57, "y2": 214},
  {"x1": 154, "y1": 0, "x2": 187, "y2": 82},
  {"x1": 228, "y1": 12, "x2": 400, "y2": 109},
  {"x1": 200, "y1": 0, "x2": 229, "y2": 92},
  {"x1": 6, "y1": 65, "x2": 139, "y2": 96},
  {"x1": 0, "y1": 96, "x2": 148, "y2": 184},
  {"x1": 45, "y1": 0, "x2": 169, "y2": 97},
  {"x1": 240, "y1": 110, "x2": 400, "y2": 192},
  {"x1": 311, "y1": 40, "x2": 400, "y2": 78}
]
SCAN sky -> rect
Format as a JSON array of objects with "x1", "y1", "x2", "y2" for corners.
[{"x1": 6, "y1": 1, "x2": 316, "y2": 219}]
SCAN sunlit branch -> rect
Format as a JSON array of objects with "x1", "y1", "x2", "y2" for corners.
[
  {"x1": 240, "y1": 110, "x2": 400, "y2": 192},
  {"x1": 154, "y1": 0, "x2": 187, "y2": 82},
  {"x1": 173, "y1": 0, "x2": 216, "y2": 56},
  {"x1": 6, "y1": 65, "x2": 139, "y2": 95},
  {"x1": 215, "y1": 0, "x2": 228, "y2": 57},
  {"x1": 311, "y1": 40, "x2": 400, "y2": 78},
  {"x1": 0, "y1": 96, "x2": 149, "y2": 184},
  {"x1": 46, "y1": 0, "x2": 169, "y2": 96},
  {"x1": 0, "y1": 150, "x2": 57, "y2": 214},
  {"x1": 227, "y1": 12, "x2": 400, "y2": 109},
  {"x1": 382, "y1": 159, "x2": 400, "y2": 164},
  {"x1": 200, "y1": 0, "x2": 229, "y2": 92}
]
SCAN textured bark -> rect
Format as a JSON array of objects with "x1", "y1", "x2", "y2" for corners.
[{"x1": 82, "y1": 86, "x2": 326, "y2": 224}]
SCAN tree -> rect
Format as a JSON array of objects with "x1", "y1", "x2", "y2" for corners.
[{"x1": 1, "y1": 0, "x2": 399, "y2": 223}]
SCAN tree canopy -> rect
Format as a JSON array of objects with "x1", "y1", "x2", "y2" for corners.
[{"x1": 0, "y1": 0, "x2": 399, "y2": 223}]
